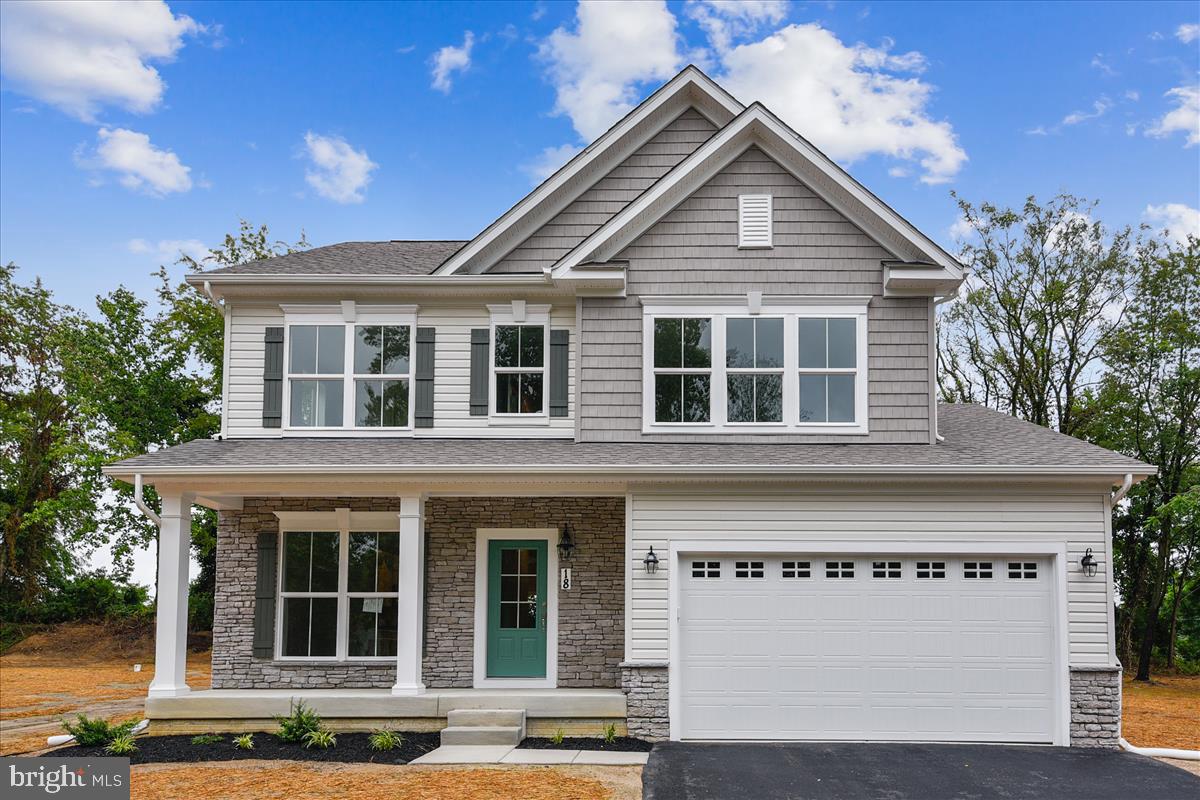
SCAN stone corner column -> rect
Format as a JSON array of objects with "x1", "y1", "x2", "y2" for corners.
[
  {"x1": 1069, "y1": 665, "x2": 1123, "y2": 748},
  {"x1": 620, "y1": 661, "x2": 669, "y2": 741},
  {"x1": 147, "y1": 491, "x2": 195, "y2": 698},
  {"x1": 392, "y1": 495, "x2": 426, "y2": 696}
]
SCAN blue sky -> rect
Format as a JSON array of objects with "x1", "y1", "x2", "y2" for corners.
[{"x1": 2, "y1": 1, "x2": 1198, "y2": 311}]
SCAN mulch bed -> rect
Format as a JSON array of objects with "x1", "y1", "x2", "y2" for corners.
[
  {"x1": 519, "y1": 736, "x2": 653, "y2": 752},
  {"x1": 44, "y1": 732, "x2": 440, "y2": 765}
]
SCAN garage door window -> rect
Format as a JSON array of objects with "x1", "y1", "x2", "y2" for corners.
[
  {"x1": 734, "y1": 560, "x2": 765, "y2": 579},
  {"x1": 916, "y1": 561, "x2": 946, "y2": 579},
  {"x1": 691, "y1": 561, "x2": 721, "y2": 578},
  {"x1": 781, "y1": 560, "x2": 811, "y2": 578},
  {"x1": 825, "y1": 561, "x2": 854, "y2": 578},
  {"x1": 872, "y1": 561, "x2": 901, "y2": 579},
  {"x1": 964, "y1": 561, "x2": 993, "y2": 579},
  {"x1": 1008, "y1": 562, "x2": 1038, "y2": 579}
]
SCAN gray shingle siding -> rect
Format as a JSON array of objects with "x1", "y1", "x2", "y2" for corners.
[
  {"x1": 578, "y1": 146, "x2": 931, "y2": 444},
  {"x1": 490, "y1": 109, "x2": 717, "y2": 273}
]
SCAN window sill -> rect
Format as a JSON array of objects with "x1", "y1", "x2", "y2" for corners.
[{"x1": 487, "y1": 414, "x2": 551, "y2": 426}]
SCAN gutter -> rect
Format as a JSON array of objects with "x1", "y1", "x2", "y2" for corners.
[
  {"x1": 185, "y1": 273, "x2": 557, "y2": 288},
  {"x1": 931, "y1": 270, "x2": 970, "y2": 443}
]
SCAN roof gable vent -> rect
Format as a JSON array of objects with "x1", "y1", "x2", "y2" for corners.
[{"x1": 738, "y1": 194, "x2": 773, "y2": 249}]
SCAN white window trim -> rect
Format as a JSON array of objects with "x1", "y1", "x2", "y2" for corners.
[
  {"x1": 641, "y1": 297, "x2": 869, "y2": 435},
  {"x1": 738, "y1": 193, "x2": 773, "y2": 249},
  {"x1": 281, "y1": 305, "x2": 418, "y2": 435},
  {"x1": 487, "y1": 303, "x2": 552, "y2": 425},
  {"x1": 273, "y1": 510, "x2": 402, "y2": 662}
]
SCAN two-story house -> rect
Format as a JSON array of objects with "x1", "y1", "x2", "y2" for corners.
[{"x1": 107, "y1": 67, "x2": 1150, "y2": 748}]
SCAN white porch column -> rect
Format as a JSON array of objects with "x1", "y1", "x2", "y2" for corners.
[
  {"x1": 392, "y1": 495, "x2": 426, "y2": 695},
  {"x1": 148, "y1": 490, "x2": 194, "y2": 698}
]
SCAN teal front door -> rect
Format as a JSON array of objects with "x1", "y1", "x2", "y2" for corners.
[{"x1": 486, "y1": 539, "x2": 548, "y2": 678}]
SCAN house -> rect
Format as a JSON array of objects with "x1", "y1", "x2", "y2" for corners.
[{"x1": 106, "y1": 66, "x2": 1151, "y2": 748}]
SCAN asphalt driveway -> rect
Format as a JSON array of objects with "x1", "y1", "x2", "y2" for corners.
[{"x1": 642, "y1": 742, "x2": 1200, "y2": 800}]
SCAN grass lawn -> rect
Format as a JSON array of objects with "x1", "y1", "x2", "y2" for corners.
[{"x1": 1122, "y1": 673, "x2": 1200, "y2": 751}]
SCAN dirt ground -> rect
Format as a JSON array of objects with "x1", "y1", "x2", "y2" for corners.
[
  {"x1": 1122, "y1": 673, "x2": 1200, "y2": 750},
  {"x1": 131, "y1": 762, "x2": 642, "y2": 800}
]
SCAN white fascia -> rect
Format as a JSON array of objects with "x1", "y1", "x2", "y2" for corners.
[{"x1": 552, "y1": 104, "x2": 964, "y2": 282}]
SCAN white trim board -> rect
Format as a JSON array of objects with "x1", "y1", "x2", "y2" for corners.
[{"x1": 472, "y1": 527, "x2": 560, "y2": 689}]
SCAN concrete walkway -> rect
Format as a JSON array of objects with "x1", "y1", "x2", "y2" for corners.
[{"x1": 412, "y1": 745, "x2": 649, "y2": 766}]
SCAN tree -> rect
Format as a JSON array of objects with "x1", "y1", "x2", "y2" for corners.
[{"x1": 939, "y1": 194, "x2": 1133, "y2": 436}]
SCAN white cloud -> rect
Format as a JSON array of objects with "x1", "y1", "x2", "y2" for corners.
[
  {"x1": 127, "y1": 237, "x2": 208, "y2": 262},
  {"x1": 522, "y1": 143, "x2": 584, "y2": 183},
  {"x1": 1062, "y1": 97, "x2": 1112, "y2": 126},
  {"x1": 302, "y1": 132, "x2": 377, "y2": 204},
  {"x1": 0, "y1": 0, "x2": 201, "y2": 122},
  {"x1": 1176, "y1": 23, "x2": 1200, "y2": 44},
  {"x1": 947, "y1": 215, "x2": 977, "y2": 242},
  {"x1": 430, "y1": 31, "x2": 474, "y2": 93},
  {"x1": 1089, "y1": 53, "x2": 1116, "y2": 77},
  {"x1": 718, "y1": 24, "x2": 966, "y2": 184},
  {"x1": 686, "y1": 0, "x2": 787, "y2": 54},
  {"x1": 78, "y1": 127, "x2": 192, "y2": 196},
  {"x1": 1124, "y1": 90, "x2": 1140, "y2": 102},
  {"x1": 1143, "y1": 203, "x2": 1200, "y2": 245},
  {"x1": 539, "y1": 0, "x2": 682, "y2": 141},
  {"x1": 1146, "y1": 85, "x2": 1200, "y2": 146}
]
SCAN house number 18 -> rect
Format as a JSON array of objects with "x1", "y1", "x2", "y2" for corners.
[{"x1": 560, "y1": 568, "x2": 572, "y2": 591}]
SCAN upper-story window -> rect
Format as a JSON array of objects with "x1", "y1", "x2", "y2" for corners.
[
  {"x1": 494, "y1": 325, "x2": 544, "y2": 414},
  {"x1": 642, "y1": 298, "x2": 868, "y2": 434},
  {"x1": 283, "y1": 305, "x2": 416, "y2": 431}
]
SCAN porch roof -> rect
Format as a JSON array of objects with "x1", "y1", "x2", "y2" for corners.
[{"x1": 106, "y1": 404, "x2": 1151, "y2": 479}]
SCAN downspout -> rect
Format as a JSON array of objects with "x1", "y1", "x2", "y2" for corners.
[
  {"x1": 201, "y1": 280, "x2": 223, "y2": 311},
  {"x1": 1119, "y1": 738, "x2": 1200, "y2": 760},
  {"x1": 931, "y1": 271, "x2": 968, "y2": 443},
  {"x1": 1111, "y1": 472, "x2": 1133, "y2": 504},
  {"x1": 134, "y1": 473, "x2": 161, "y2": 527}
]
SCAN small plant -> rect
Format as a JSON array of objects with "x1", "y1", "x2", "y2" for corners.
[
  {"x1": 302, "y1": 728, "x2": 337, "y2": 750},
  {"x1": 368, "y1": 728, "x2": 403, "y2": 751},
  {"x1": 275, "y1": 699, "x2": 323, "y2": 743},
  {"x1": 61, "y1": 714, "x2": 136, "y2": 747},
  {"x1": 191, "y1": 734, "x2": 224, "y2": 745},
  {"x1": 550, "y1": 728, "x2": 565, "y2": 745},
  {"x1": 105, "y1": 734, "x2": 138, "y2": 756},
  {"x1": 603, "y1": 723, "x2": 618, "y2": 744},
  {"x1": 233, "y1": 733, "x2": 255, "y2": 751}
]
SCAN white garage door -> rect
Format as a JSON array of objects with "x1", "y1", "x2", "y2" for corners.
[{"x1": 679, "y1": 554, "x2": 1058, "y2": 742}]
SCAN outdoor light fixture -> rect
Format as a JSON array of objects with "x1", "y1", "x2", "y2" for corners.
[
  {"x1": 557, "y1": 523, "x2": 576, "y2": 561},
  {"x1": 643, "y1": 546, "x2": 659, "y2": 574},
  {"x1": 1080, "y1": 548, "x2": 1098, "y2": 577}
]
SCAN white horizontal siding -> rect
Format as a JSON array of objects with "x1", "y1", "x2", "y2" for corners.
[
  {"x1": 226, "y1": 304, "x2": 283, "y2": 436},
  {"x1": 627, "y1": 487, "x2": 1112, "y2": 667}
]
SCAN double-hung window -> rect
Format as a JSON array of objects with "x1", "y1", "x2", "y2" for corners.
[
  {"x1": 642, "y1": 298, "x2": 867, "y2": 434},
  {"x1": 283, "y1": 306, "x2": 416, "y2": 431},
  {"x1": 494, "y1": 325, "x2": 544, "y2": 414}
]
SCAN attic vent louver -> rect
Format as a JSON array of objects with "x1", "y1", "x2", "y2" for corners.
[{"x1": 738, "y1": 194, "x2": 773, "y2": 248}]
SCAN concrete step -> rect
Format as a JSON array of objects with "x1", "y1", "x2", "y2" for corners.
[
  {"x1": 439, "y1": 725, "x2": 523, "y2": 746},
  {"x1": 446, "y1": 709, "x2": 526, "y2": 729}
]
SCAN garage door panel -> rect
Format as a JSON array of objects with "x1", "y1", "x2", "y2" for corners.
[{"x1": 679, "y1": 554, "x2": 1057, "y2": 743}]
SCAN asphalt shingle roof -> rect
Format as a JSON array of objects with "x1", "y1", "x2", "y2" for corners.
[
  {"x1": 203, "y1": 241, "x2": 468, "y2": 276},
  {"x1": 107, "y1": 404, "x2": 1151, "y2": 476}
]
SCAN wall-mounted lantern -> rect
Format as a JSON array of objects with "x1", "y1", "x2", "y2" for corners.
[
  {"x1": 1080, "y1": 548, "x2": 1098, "y2": 577},
  {"x1": 643, "y1": 545, "x2": 660, "y2": 574},
  {"x1": 557, "y1": 522, "x2": 576, "y2": 561}
]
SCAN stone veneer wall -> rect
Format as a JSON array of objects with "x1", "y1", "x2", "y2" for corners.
[
  {"x1": 212, "y1": 496, "x2": 624, "y2": 691},
  {"x1": 422, "y1": 496, "x2": 625, "y2": 688},
  {"x1": 621, "y1": 663, "x2": 669, "y2": 740},
  {"x1": 1069, "y1": 666, "x2": 1122, "y2": 748}
]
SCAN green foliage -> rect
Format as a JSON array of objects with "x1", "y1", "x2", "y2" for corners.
[
  {"x1": 368, "y1": 728, "x2": 403, "y2": 751},
  {"x1": 603, "y1": 723, "x2": 617, "y2": 744},
  {"x1": 232, "y1": 733, "x2": 255, "y2": 751},
  {"x1": 62, "y1": 714, "x2": 136, "y2": 747},
  {"x1": 274, "y1": 700, "x2": 323, "y2": 743},
  {"x1": 104, "y1": 734, "x2": 138, "y2": 755},
  {"x1": 550, "y1": 728, "x2": 565, "y2": 745},
  {"x1": 302, "y1": 729, "x2": 337, "y2": 750},
  {"x1": 2, "y1": 572, "x2": 150, "y2": 627},
  {"x1": 190, "y1": 734, "x2": 223, "y2": 745}
]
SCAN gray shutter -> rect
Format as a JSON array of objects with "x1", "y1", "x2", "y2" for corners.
[
  {"x1": 414, "y1": 327, "x2": 435, "y2": 428},
  {"x1": 262, "y1": 327, "x2": 284, "y2": 428},
  {"x1": 469, "y1": 328, "x2": 489, "y2": 416},
  {"x1": 549, "y1": 329, "x2": 569, "y2": 417},
  {"x1": 253, "y1": 531, "x2": 278, "y2": 659}
]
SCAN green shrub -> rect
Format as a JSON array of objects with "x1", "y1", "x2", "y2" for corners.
[
  {"x1": 232, "y1": 734, "x2": 254, "y2": 750},
  {"x1": 62, "y1": 714, "x2": 136, "y2": 747},
  {"x1": 603, "y1": 723, "x2": 618, "y2": 744},
  {"x1": 274, "y1": 700, "x2": 322, "y2": 743},
  {"x1": 190, "y1": 734, "x2": 223, "y2": 745},
  {"x1": 104, "y1": 734, "x2": 138, "y2": 756},
  {"x1": 302, "y1": 729, "x2": 336, "y2": 750},
  {"x1": 368, "y1": 729, "x2": 403, "y2": 751},
  {"x1": 550, "y1": 728, "x2": 565, "y2": 745}
]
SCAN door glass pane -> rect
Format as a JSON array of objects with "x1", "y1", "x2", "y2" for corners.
[
  {"x1": 756, "y1": 318, "x2": 784, "y2": 368},
  {"x1": 282, "y1": 532, "x2": 311, "y2": 592},
  {"x1": 726, "y1": 318, "x2": 754, "y2": 368},
  {"x1": 518, "y1": 548, "x2": 538, "y2": 574},
  {"x1": 828, "y1": 318, "x2": 856, "y2": 369},
  {"x1": 756, "y1": 374, "x2": 783, "y2": 422},
  {"x1": 520, "y1": 602, "x2": 537, "y2": 629},
  {"x1": 519, "y1": 326, "x2": 544, "y2": 368},
  {"x1": 309, "y1": 597, "x2": 338, "y2": 656},
  {"x1": 501, "y1": 574, "x2": 519, "y2": 602},
  {"x1": 354, "y1": 326, "x2": 383, "y2": 374},
  {"x1": 382, "y1": 379, "x2": 408, "y2": 426},
  {"x1": 309, "y1": 531, "x2": 340, "y2": 592},
  {"x1": 798, "y1": 318, "x2": 827, "y2": 368},
  {"x1": 375, "y1": 532, "x2": 399, "y2": 592},
  {"x1": 520, "y1": 373, "x2": 543, "y2": 413},
  {"x1": 348, "y1": 532, "x2": 378, "y2": 592},
  {"x1": 282, "y1": 597, "x2": 311, "y2": 656},
  {"x1": 683, "y1": 318, "x2": 711, "y2": 368},
  {"x1": 348, "y1": 597, "x2": 397, "y2": 657},
  {"x1": 799, "y1": 374, "x2": 828, "y2": 422},
  {"x1": 519, "y1": 575, "x2": 537, "y2": 601},
  {"x1": 495, "y1": 326, "x2": 519, "y2": 367},
  {"x1": 500, "y1": 602, "x2": 518, "y2": 628},
  {"x1": 382, "y1": 326, "x2": 409, "y2": 374},
  {"x1": 289, "y1": 325, "x2": 318, "y2": 373},
  {"x1": 655, "y1": 374, "x2": 682, "y2": 422},
  {"x1": 683, "y1": 374, "x2": 710, "y2": 423},
  {"x1": 316, "y1": 326, "x2": 344, "y2": 374},
  {"x1": 501, "y1": 548, "x2": 518, "y2": 573},
  {"x1": 828, "y1": 374, "x2": 855, "y2": 422},
  {"x1": 654, "y1": 319, "x2": 682, "y2": 368},
  {"x1": 727, "y1": 374, "x2": 754, "y2": 422}
]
